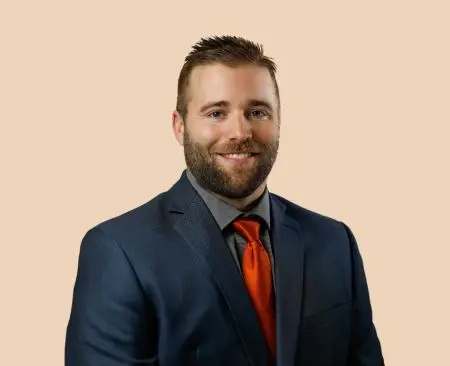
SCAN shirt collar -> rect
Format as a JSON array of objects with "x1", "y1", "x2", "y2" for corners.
[{"x1": 186, "y1": 169, "x2": 271, "y2": 231}]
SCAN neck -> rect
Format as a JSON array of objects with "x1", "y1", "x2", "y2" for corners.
[
  {"x1": 186, "y1": 169, "x2": 267, "y2": 211},
  {"x1": 210, "y1": 181, "x2": 267, "y2": 212}
]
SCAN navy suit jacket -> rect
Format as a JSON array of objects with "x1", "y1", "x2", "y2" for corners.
[{"x1": 65, "y1": 170, "x2": 384, "y2": 365}]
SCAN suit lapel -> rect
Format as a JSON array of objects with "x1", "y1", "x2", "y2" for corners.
[
  {"x1": 168, "y1": 171, "x2": 271, "y2": 366},
  {"x1": 270, "y1": 195, "x2": 305, "y2": 366}
]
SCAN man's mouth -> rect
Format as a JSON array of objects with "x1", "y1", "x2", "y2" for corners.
[{"x1": 218, "y1": 153, "x2": 258, "y2": 159}]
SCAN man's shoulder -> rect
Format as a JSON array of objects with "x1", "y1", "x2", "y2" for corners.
[
  {"x1": 269, "y1": 192, "x2": 347, "y2": 233},
  {"x1": 86, "y1": 189, "x2": 171, "y2": 242},
  {"x1": 270, "y1": 192, "x2": 355, "y2": 252}
]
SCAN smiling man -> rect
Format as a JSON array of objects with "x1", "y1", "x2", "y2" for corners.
[
  {"x1": 175, "y1": 61, "x2": 280, "y2": 210},
  {"x1": 65, "y1": 35, "x2": 384, "y2": 366}
]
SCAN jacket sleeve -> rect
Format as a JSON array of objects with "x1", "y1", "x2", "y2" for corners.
[
  {"x1": 343, "y1": 223, "x2": 385, "y2": 366},
  {"x1": 65, "y1": 226, "x2": 158, "y2": 366}
]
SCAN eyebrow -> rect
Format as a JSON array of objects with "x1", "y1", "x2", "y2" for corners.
[
  {"x1": 247, "y1": 99, "x2": 274, "y2": 112},
  {"x1": 199, "y1": 100, "x2": 230, "y2": 114},
  {"x1": 199, "y1": 99, "x2": 274, "y2": 114}
]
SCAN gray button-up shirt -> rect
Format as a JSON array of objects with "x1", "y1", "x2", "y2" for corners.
[{"x1": 186, "y1": 170, "x2": 276, "y2": 290}]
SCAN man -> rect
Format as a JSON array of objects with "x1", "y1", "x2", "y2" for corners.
[{"x1": 65, "y1": 35, "x2": 384, "y2": 366}]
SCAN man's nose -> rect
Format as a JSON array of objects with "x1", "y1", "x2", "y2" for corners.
[{"x1": 227, "y1": 113, "x2": 252, "y2": 140}]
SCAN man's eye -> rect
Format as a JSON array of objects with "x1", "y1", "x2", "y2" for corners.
[
  {"x1": 208, "y1": 111, "x2": 225, "y2": 119},
  {"x1": 249, "y1": 110, "x2": 268, "y2": 119}
]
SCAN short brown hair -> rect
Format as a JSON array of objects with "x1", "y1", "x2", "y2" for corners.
[{"x1": 176, "y1": 35, "x2": 280, "y2": 120}]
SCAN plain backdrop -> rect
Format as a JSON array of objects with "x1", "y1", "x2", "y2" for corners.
[{"x1": 1, "y1": 1, "x2": 449, "y2": 365}]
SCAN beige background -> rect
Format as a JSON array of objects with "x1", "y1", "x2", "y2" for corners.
[{"x1": 1, "y1": 0, "x2": 449, "y2": 364}]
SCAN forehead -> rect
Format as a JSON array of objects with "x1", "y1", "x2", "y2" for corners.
[{"x1": 186, "y1": 63, "x2": 277, "y2": 107}]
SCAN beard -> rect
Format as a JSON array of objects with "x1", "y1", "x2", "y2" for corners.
[{"x1": 183, "y1": 128, "x2": 279, "y2": 199}]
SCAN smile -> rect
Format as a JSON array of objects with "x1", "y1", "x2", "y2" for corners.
[
  {"x1": 216, "y1": 153, "x2": 259, "y2": 165},
  {"x1": 218, "y1": 153, "x2": 257, "y2": 159}
]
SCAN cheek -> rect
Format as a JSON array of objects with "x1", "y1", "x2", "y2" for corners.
[
  {"x1": 253, "y1": 124, "x2": 279, "y2": 142},
  {"x1": 193, "y1": 124, "x2": 222, "y2": 147}
]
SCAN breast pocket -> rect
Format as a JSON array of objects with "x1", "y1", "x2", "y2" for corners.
[{"x1": 301, "y1": 302, "x2": 351, "y2": 336}]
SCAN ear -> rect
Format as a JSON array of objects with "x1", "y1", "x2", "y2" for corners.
[{"x1": 172, "y1": 111, "x2": 185, "y2": 146}]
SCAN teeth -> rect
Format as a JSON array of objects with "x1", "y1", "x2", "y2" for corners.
[{"x1": 222, "y1": 153, "x2": 252, "y2": 159}]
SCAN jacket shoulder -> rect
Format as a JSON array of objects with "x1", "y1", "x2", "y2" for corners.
[
  {"x1": 270, "y1": 192, "x2": 348, "y2": 233},
  {"x1": 85, "y1": 190, "x2": 171, "y2": 241}
]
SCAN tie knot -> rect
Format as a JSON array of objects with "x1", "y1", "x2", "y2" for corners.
[{"x1": 232, "y1": 217, "x2": 261, "y2": 242}]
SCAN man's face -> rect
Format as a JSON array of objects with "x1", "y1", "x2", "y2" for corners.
[{"x1": 179, "y1": 63, "x2": 280, "y2": 199}]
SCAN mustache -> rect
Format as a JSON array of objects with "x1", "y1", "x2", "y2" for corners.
[{"x1": 214, "y1": 141, "x2": 264, "y2": 154}]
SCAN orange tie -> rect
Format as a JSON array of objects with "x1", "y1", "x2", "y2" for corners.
[{"x1": 233, "y1": 218, "x2": 276, "y2": 363}]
